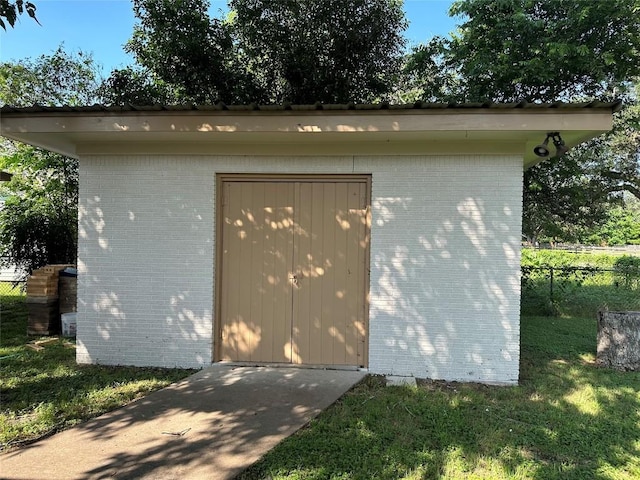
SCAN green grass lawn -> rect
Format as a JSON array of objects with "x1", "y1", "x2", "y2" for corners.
[
  {"x1": 0, "y1": 296, "x2": 196, "y2": 451},
  {"x1": 2, "y1": 277, "x2": 639, "y2": 478},
  {"x1": 238, "y1": 315, "x2": 640, "y2": 480}
]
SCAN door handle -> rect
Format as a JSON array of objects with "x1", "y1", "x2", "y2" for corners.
[{"x1": 289, "y1": 274, "x2": 299, "y2": 286}]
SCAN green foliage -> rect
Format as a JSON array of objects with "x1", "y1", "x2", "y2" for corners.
[
  {"x1": 0, "y1": 0, "x2": 39, "y2": 30},
  {"x1": 230, "y1": 0, "x2": 406, "y2": 104},
  {"x1": 584, "y1": 202, "x2": 640, "y2": 246},
  {"x1": 523, "y1": 81, "x2": 640, "y2": 242},
  {"x1": 399, "y1": 1, "x2": 640, "y2": 243},
  {"x1": 520, "y1": 248, "x2": 622, "y2": 269},
  {"x1": 112, "y1": 0, "x2": 407, "y2": 105},
  {"x1": 0, "y1": 46, "x2": 99, "y2": 107},
  {"x1": 522, "y1": 151, "x2": 614, "y2": 243},
  {"x1": 613, "y1": 255, "x2": 640, "y2": 289},
  {"x1": 520, "y1": 249, "x2": 640, "y2": 316},
  {"x1": 0, "y1": 143, "x2": 78, "y2": 279},
  {"x1": 0, "y1": 47, "x2": 100, "y2": 279},
  {"x1": 390, "y1": 37, "x2": 458, "y2": 104},
  {"x1": 125, "y1": 0, "x2": 252, "y2": 104},
  {"x1": 239, "y1": 315, "x2": 640, "y2": 479},
  {"x1": 446, "y1": 0, "x2": 640, "y2": 103},
  {"x1": 98, "y1": 66, "x2": 183, "y2": 106}
]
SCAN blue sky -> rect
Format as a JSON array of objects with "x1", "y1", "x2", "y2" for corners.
[{"x1": 0, "y1": 0, "x2": 459, "y2": 76}]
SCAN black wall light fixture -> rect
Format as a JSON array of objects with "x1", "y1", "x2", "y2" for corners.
[{"x1": 534, "y1": 132, "x2": 567, "y2": 158}]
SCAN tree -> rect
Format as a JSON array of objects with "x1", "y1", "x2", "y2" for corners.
[
  {"x1": 230, "y1": 0, "x2": 406, "y2": 104},
  {"x1": 521, "y1": 91, "x2": 639, "y2": 243},
  {"x1": 522, "y1": 146, "x2": 617, "y2": 244},
  {"x1": 0, "y1": 47, "x2": 99, "y2": 278},
  {"x1": 124, "y1": 0, "x2": 257, "y2": 104},
  {"x1": 111, "y1": 0, "x2": 407, "y2": 105},
  {"x1": 98, "y1": 66, "x2": 183, "y2": 106},
  {"x1": 0, "y1": 46, "x2": 100, "y2": 107},
  {"x1": 584, "y1": 199, "x2": 640, "y2": 246},
  {"x1": 0, "y1": 145, "x2": 77, "y2": 279},
  {"x1": 601, "y1": 84, "x2": 640, "y2": 200},
  {"x1": 0, "y1": 0, "x2": 39, "y2": 30},
  {"x1": 445, "y1": 0, "x2": 640, "y2": 103},
  {"x1": 399, "y1": 0, "x2": 640, "y2": 243}
]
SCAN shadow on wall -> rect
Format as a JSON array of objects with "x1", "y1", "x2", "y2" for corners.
[
  {"x1": 76, "y1": 160, "x2": 214, "y2": 368},
  {"x1": 370, "y1": 191, "x2": 521, "y2": 382}
]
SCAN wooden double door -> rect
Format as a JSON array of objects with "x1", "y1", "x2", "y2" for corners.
[{"x1": 218, "y1": 176, "x2": 370, "y2": 367}]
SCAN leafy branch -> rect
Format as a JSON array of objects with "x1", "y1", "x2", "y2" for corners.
[{"x1": 0, "y1": 0, "x2": 40, "y2": 30}]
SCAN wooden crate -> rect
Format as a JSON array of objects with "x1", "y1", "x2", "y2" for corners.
[
  {"x1": 26, "y1": 276, "x2": 59, "y2": 297},
  {"x1": 26, "y1": 297, "x2": 60, "y2": 335},
  {"x1": 27, "y1": 264, "x2": 75, "y2": 297},
  {"x1": 58, "y1": 276, "x2": 77, "y2": 314},
  {"x1": 34, "y1": 264, "x2": 75, "y2": 276}
]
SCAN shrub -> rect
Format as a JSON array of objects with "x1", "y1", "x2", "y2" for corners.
[{"x1": 613, "y1": 255, "x2": 640, "y2": 289}]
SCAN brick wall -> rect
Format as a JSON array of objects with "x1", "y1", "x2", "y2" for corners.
[
  {"x1": 363, "y1": 156, "x2": 523, "y2": 384},
  {"x1": 77, "y1": 157, "x2": 215, "y2": 367},
  {"x1": 77, "y1": 154, "x2": 522, "y2": 383}
]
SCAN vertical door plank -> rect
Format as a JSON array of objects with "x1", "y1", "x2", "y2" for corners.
[
  {"x1": 345, "y1": 182, "x2": 367, "y2": 365},
  {"x1": 220, "y1": 182, "x2": 253, "y2": 361},
  {"x1": 220, "y1": 181, "x2": 294, "y2": 362},
  {"x1": 332, "y1": 182, "x2": 349, "y2": 365},
  {"x1": 271, "y1": 182, "x2": 295, "y2": 362}
]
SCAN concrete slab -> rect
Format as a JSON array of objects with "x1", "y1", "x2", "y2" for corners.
[
  {"x1": 386, "y1": 376, "x2": 417, "y2": 387},
  {"x1": 1, "y1": 366, "x2": 365, "y2": 480}
]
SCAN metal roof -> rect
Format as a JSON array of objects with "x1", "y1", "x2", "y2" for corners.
[{"x1": 0, "y1": 100, "x2": 624, "y2": 114}]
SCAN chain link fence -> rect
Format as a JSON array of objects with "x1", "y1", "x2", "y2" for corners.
[
  {"x1": 521, "y1": 265, "x2": 640, "y2": 316},
  {"x1": 1, "y1": 256, "x2": 25, "y2": 300}
]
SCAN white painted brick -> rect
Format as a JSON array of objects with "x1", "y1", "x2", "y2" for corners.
[
  {"x1": 362, "y1": 155, "x2": 522, "y2": 384},
  {"x1": 77, "y1": 154, "x2": 522, "y2": 383}
]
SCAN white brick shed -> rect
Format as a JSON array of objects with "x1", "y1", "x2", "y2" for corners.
[{"x1": 0, "y1": 102, "x2": 619, "y2": 384}]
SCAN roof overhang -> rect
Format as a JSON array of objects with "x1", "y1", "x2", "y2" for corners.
[{"x1": 0, "y1": 102, "x2": 620, "y2": 168}]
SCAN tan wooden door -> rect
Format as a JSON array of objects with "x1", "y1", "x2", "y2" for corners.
[{"x1": 219, "y1": 178, "x2": 369, "y2": 366}]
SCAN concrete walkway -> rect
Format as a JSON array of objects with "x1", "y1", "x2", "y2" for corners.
[{"x1": 1, "y1": 366, "x2": 366, "y2": 480}]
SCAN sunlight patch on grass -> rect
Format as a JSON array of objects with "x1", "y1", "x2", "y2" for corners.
[
  {"x1": 579, "y1": 352, "x2": 596, "y2": 363},
  {"x1": 564, "y1": 386, "x2": 600, "y2": 416},
  {"x1": 441, "y1": 445, "x2": 473, "y2": 476}
]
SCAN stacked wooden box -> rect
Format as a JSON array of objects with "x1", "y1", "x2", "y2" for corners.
[
  {"x1": 58, "y1": 273, "x2": 77, "y2": 315},
  {"x1": 26, "y1": 264, "x2": 74, "y2": 335}
]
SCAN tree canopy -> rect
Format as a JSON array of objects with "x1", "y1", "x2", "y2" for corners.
[
  {"x1": 445, "y1": 0, "x2": 640, "y2": 103},
  {"x1": 0, "y1": 46, "x2": 100, "y2": 107},
  {"x1": 230, "y1": 0, "x2": 406, "y2": 104},
  {"x1": 125, "y1": 0, "x2": 248, "y2": 103},
  {"x1": 397, "y1": 0, "x2": 640, "y2": 243},
  {"x1": 107, "y1": 0, "x2": 407, "y2": 105},
  {"x1": 0, "y1": 48, "x2": 96, "y2": 277},
  {"x1": 0, "y1": 145, "x2": 78, "y2": 278}
]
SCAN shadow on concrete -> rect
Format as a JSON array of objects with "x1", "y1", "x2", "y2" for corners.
[{"x1": 2, "y1": 366, "x2": 365, "y2": 480}]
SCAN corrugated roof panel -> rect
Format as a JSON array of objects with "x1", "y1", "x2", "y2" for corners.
[{"x1": 0, "y1": 100, "x2": 623, "y2": 114}]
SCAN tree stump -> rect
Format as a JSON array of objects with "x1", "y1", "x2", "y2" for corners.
[{"x1": 597, "y1": 311, "x2": 640, "y2": 371}]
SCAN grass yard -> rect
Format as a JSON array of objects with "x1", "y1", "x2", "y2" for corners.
[
  {"x1": 2, "y1": 256, "x2": 639, "y2": 477},
  {"x1": 238, "y1": 315, "x2": 640, "y2": 480},
  {"x1": 0, "y1": 296, "x2": 196, "y2": 451}
]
